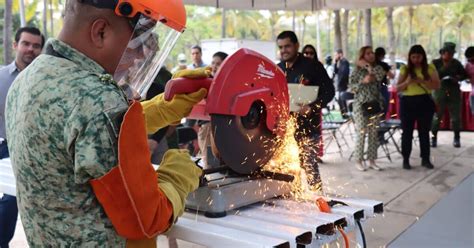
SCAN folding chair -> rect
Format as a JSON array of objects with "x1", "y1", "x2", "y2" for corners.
[
  {"x1": 321, "y1": 108, "x2": 350, "y2": 157},
  {"x1": 378, "y1": 119, "x2": 402, "y2": 155},
  {"x1": 348, "y1": 118, "x2": 402, "y2": 162}
]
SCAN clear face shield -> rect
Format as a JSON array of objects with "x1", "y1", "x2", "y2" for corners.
[{"x1": 114, "y1": 14, "x2": 181, "y2": 100}]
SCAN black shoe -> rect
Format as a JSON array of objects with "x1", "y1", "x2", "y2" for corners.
[
  {"x1": 453, "y1": 138, "x2": 461, "y2": 148},
  {"x1": 403, "y1": 161, "x2": 411, "y2": 170},
  {"x1": 421, "y1": 159, "x2": 434, "y2": 169},
  {"x1": 431, "y1": 137, "x2": 437, "y2": 148}
]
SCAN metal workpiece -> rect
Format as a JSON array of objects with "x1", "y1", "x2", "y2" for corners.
[
  {"x1": 168, "y1": 217, "x2": 290, "y2": 248},
  {"x1": 182, "y1": 212, "x2": 313, "y2": 247},
  {"x1": 235, "y1": 206, "x2": 335, "y2": 235},
  {"x1": 268, "y1": 199, "x2": 365, "y2": 226},
  {"x1": 0, "y1": 158, "x2": 15, "y2": 196},
  {"x1": 260, "y1": 200, "x2": 347, "y2": 228},
  {"x1": 328, "y1": 196, "x2": 384, "y2": 218},
  {"x1": 186, "y1": 176, "x2": 292, "y2": 217}
]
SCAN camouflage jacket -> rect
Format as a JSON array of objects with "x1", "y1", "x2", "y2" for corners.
[
  {"x1": 5, "y1": 39, "x2": 129, "y2": 247},
  {"x1": 349, "y1": 65, "x2": 386, "y2": 111}
]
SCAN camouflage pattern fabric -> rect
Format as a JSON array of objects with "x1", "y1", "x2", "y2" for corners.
[{"x1": 5, "y1": 39, "x2": 129, "y2": 247}]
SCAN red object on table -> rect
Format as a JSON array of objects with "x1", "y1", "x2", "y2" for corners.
[{"x1": 387, "y1": 89, "x2": 474, "y2": 131}]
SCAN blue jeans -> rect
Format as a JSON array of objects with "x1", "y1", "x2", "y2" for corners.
[
  {"x1": 0, "y1": 142, "x2": 8, "y2": 159},
  {"x1": 0, "y1": 142, "x2": 17, "y2": 248},
  {"x1": 380, "y1": 84, "x2": 390, "y2": 117},
  {"x1": 0, "y1": 194, "x2": 17, "y2": 248}
]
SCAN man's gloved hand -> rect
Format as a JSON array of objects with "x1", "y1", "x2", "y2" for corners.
[
  {"x1": 172, "y1": 66, "x2": 212, "y2": 79},
  {"x1": 156, "y1": 149, "x2": 202, "y2": 221},
  {"x1": 140, "y1": 88, "x2": 207, "y2": 134}
]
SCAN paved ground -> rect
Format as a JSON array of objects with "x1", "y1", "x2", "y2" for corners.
[
  {"x1": 390, "y1": 174, "x2": 473, "y2": 247},
  {"x1": 10, "y1": 129, "x2": 474, "y2": 247},
  {"x1": 320, "y1": 127, "x2": 474, "y2": 248}
]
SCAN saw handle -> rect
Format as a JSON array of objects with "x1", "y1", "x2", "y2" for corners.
[{"x1": 164, "y1": 78, "x2": 213, "y2": 101}]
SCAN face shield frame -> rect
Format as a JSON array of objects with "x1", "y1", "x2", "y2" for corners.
[{"x1": 114, "y1": 14, "x2": 182, "y2": 100}]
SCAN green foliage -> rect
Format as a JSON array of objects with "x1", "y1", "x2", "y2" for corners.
[{"x1": 2, "y1": 1, "x2": 472, "y2": 66}]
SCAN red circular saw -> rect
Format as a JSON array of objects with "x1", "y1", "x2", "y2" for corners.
[{"x1": 164, "y1": 48, "x2": 289, "y2": 174}]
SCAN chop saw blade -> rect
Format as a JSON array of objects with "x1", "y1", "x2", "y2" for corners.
[{"x1": 211, "y1": 101, "x2": 279, "y2": 175}]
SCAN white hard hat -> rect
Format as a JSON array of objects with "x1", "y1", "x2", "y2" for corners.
[{"x1": 177, "y1": 53, "x2": 187, "y2": 65}]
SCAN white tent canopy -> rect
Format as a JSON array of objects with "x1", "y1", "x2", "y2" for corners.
[{"x1": 183, "y1": 0, "x2": 457, "y2": 11}]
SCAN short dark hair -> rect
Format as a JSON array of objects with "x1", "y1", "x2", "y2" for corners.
[
  {"x1": 276, "y1": 31, "x2": 298, "y2": 44},
  {"x1": 213, "y1": 51, "x2": 228, "y2": 61},
  {"x1": 336, "y1": 48, "x2": 343, "y2": 54},
  {"x1": 375, "y1": 47, "x2": 386, "y2": 58},
  {"x1": 15, "y1": 27, "x2": 45, "y2": 48},
  {"x1": 465, "y1": 46, "x2": 474, "y2": 59},
  {"x1": 191, "y1": 45, "x2": 202, "y2": 53}
]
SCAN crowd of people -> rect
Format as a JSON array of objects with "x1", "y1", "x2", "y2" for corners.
[{"x1": 0, "y1": 2, "x2": 473, "y2": 245}]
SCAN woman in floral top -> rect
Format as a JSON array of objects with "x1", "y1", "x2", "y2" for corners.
[{"x1": 349, "y1": 46, "x2": 386, "y2": 171}]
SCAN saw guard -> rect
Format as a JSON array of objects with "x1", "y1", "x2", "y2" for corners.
[{"x1": 206, "y1": 48, "x2": 289, "y2": 135}]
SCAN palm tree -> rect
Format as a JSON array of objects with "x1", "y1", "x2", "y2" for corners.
[
  {"x1": 326, "y1": 10, "x2": 331, "y2": 54},
  {"x1": 42, "y1": 0, "x2": 47, "y2": 38},
  {"x1": 364, "y1": 9, "x2": 372, "y2": 46},
  {"x1": 341, "y1": 9, "x2": 349, "y2": 56},
  {"x1": 386, "y1": 7, "x2": 396, "y2": 66},
  {"x1": 292, "y1": 10, "x2": 296, "y2": 32},
  {"x1": 446, "y1": 1, "x2": 473, "y2": 52},
  {"x1": 19, "y1": 0, "x2": 26, "y2": 26},
  {"x1": 315, "y1": 11, "x2": 322, "y2": 59},
  {"x1": 356, "y1": 10, "x2": 363, "y2": 49},
  {"x1": 408, "y1": 6, "x2": 414, "y2": 46},
  {"x1": 49, "y1": 0, "x2": 54, "y2": 36},
  {"x1": 301, "y1": 12, "x2": 311, "y2": 46},
  {"x1": 221, "y1": 8, "x2": 226, "y2": 38},
  {"x1": 268, "y1": 11, "x2": 281, "y2": 41},
  {"x1": 333, "y1": 9, "x2": 342, "y2": 51},
  {"x1": 3, "y1": 0, "x2": 13, "y2": 64}
]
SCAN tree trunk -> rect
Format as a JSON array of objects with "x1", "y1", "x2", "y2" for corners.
[
  {"x1": 19, "y1": 0, "x2": 26, "y2": 26},
  {"x1": 221, "y1": 8, "x2": 226, "y2": 38},
  {"x1": 386, "y1": 7, "x2": 396, "y2": 67},
  {"x1": 270, "y1": 11, "x2": 276, "y2": 41},
  {"x1": 316, "y1": 11, "x2": 322, "y2": 61},
  {"x1": 50, "y1": 0, "x2": 54, "y2": 36},
  {"x1": 408, "y1": 6, "x2": 414, "y2": 46},
  {"x1": 302, "y1": 14, "x2": 307, "y2": 46},
  {"x1": 439, "y1": 27, "x2": 443, "y2": 50},
  {"x1": 333, "y1": 10, "x2": 342, "y2": 52},
  {"x1": 292, "y1": 11, "x2": 296, "y2": 32},
  {"x1": 363, "y1": 8, "x2": 372, "y2": 46},
  {"x1": 457, "y1": 22, "x2": 463, "y2": 57},
  {"x1": 396, "y1": 21, "x2": 402, "y2": 54},
  {"x1": 43, "y1": 0, "x2": 48, "y2": 38},
  {"x1": 356, "y1": 10, "x2": 363, "y2": 49},
  {"x1": 327, "y1": 10, "x2": 331, "y2": 55},
  {"x1": 3, "y1": 0, "x2": 14, "y2": 64},
  {"x1": 341, "y1": 9, "x2": 349, "y2": 57}
]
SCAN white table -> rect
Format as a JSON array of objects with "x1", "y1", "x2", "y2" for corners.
[{"x1": 0, "y1": 158, "x2": 383, "y2": 247}]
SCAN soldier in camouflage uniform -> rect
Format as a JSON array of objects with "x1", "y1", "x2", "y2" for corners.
[
  {"x1": 431, "y1": 42, "x2": 468, "y2": 148},
  {"x1": 5, "y1": 0, "x2": 205, "y2": 247}
]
